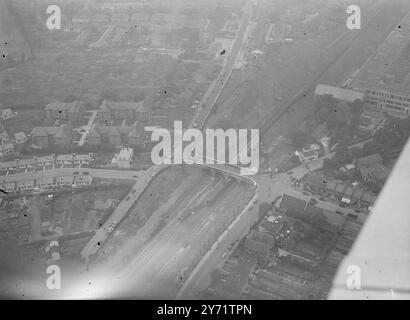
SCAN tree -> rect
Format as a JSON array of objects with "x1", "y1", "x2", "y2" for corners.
[
  {"x1": 259, "y1": 202, "x2": 272, "y2": 217},
  {"x1": 323, "y1": 158, "x2": 339, "y2": 171},
  {"x1": 315, "y1": 95, "x2": 352, "y2": 134},
  {"x1": 349, "y1": 99, "x2": 365, "y2": 117},
  {"x1": 333, "y1": 147, "x2": 349, "y2": 164},
  {"x1": 348, "y1": 146, "x2": 363, "y2": 159},
  {"x1": 310, "y1": 212, "x2": 328, "y2": 229}
]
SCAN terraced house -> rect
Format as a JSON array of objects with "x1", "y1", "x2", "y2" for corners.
[
  {"x1": 45, "y1": 101, "x2": 86, "y2": 123},
  {"x1": 350, "y1": 12, "x2": 410, "y2": 118},
  {"x1": 31, "y1": 124, "x2": 73, "y2": 149},
  {"x1": 87, "y1": 125, "x2": 145, "y2": 148},
  {"x1": 97, "y1": 100, "x2": 151, "y2": 123}
]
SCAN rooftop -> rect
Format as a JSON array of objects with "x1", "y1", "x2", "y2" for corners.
[
  {"x1": 45, "y1": 101, "x2": 84, "y2": 112},
  {"x1": 31, "y1": 125, "x2": 72, "y2": 138},
  {"x1": 350, "y1": 12, "x2": 410, "y2": 95},
  {"x1": 357, "y1": 153, "x2": 383, "y2": 168},
  {"x1": 315, "y1": 84, "x2": 366, "y2": 103}
]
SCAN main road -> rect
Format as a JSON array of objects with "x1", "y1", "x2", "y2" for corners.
[
  {"x1": 80, "y1": 164, "x2": 168, "y2": 260},
  {"x1": 0, "y1": 167, "x2": 144, "y2": 183},
  {"x1": 190, "y1": 0, "x2": 254, "y2": 128}
]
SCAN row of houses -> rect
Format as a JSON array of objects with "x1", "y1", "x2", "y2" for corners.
[
  {"x1": 356, "y1": 153, "x2": 389, "y2": 183},
  {"x1": 0, "y1": 175, "x2": 93, "y2": 193},
  {"x1": 31, "y1": 124, "x2": 73, "y2": 149},
  {"x1": 31, "y1": 123, "x2": 146, "y2": 149},
  {"x1": 302, "y1": 174, "x2": 376, "y2": 209},
  {"x1": 0, "y1": 143, "x2": 14, "y2": 158},
  {"x1": 45, "y1": 101, "x2": 86, "y2": 123},
  {"x1": 45, "y1": 100, "x2": 151, "y2": 124},
  {"x1": 72, "y1": 12, "x2": 203, "y2": 29},
  {"x1": 0, "y1": 154, "x2": 93, "y2": 171},
  {"x1": 280, "y1": 190, "x2": 347, "y2": 233},
  {"x1": 97, "y1": 100, "x2": 150, "y2": 123}
]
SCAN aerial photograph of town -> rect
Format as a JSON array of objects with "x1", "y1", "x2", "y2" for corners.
[{"x1": 0, "y1": 0, "x2": 409, "y2": 304}]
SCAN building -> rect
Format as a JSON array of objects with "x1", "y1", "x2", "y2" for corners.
[
  {"x1": 0, "y1": 181, "x2": 15, "y2": 193},
  {"x1": 55, "y1": 176, "x2": 74, "y2": 187},
  {"x1": 111, "y1": 147, "x2": 134, "y2": 168},
  {"x1": 17, "y1": 180, "x2": 35, "y2": 191},
  {"x1": 31, "y1": 125, "x2": 73, "y2": 149},
  {"x1": 357, "y1": 153, "x2": 389, "y2": 182},
  {"x1": 280, "y1": 190, "x2": 346, "y2": 233},
  {"x1": 295, "y1": 149, "x2": 319, "y2": 164},
  {"x1": 258, "y1": 215, "x2": 284, "y2": 238},
  {"x1": 87, "y1": 125, "x2": 144, "y2": 148},
  {"x1": 45, "y1": 101, "x2": 86, "y2": 123},
  {"x1": 111, "y1": 13, "x2": 129, "y2": 24},
  {"x1": 0, "y1": 143, "x2": 14, "y2": 158},
  {"x1": 37, "y1": 155, "x2": 54, "y2": 168},
  {"x1": 56, "y1": 154, "x2": 74, "y2": 166},
  {"x1": 36, "y1": 178, "x2": 54, "y2": 189},
  {"x1": 72, "y1": 15, "x2": 90, "y2": 28},
  {"x1": 357, "y1": 153, "x2": 383, "y2": 169},
  {"x1": 0, "y1": 131, "x2": 9, "y2": 144},
  {"x1": 357, "y1": 109, "x2": 385, "y2": 137},
  {"x1": 277, "y1": 247, "x2": 320, "y2": 268},
  {"x1": 0, "y1": 160, "x2": 17, "y2": 171},
  {"x1": 18, "y1": 158, "x2": 36, "y2": 170},
  {"x1": 350, "y1": 13, "x2": 410, "y2": 117},
  {"x1": 74, "y1": 154, "x2": 92, "y2": 166},
  {"x1": 74, "y1": 175, "x2": 93, "y2": 186},
  {"x1": 14, "y1": 132, "x2": 28, "y2": 144},
  {"x1": 314, "y1": 84, "x2": 366, "y2": 104},
  {"x1": 97, "y1": 100, "x2": 150, "y2": 122},
  {"x1": 92, "y1": 13, "x2": 110, "y2": 24},
  {"x1": 302, "y1": 174, "x2": 377, "y2": 208}
]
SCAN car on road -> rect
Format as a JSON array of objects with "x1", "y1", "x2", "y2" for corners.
[
  {"x1": 319, "y1": 197, "x2": 326, "y2": 201},
  {"x1": 287, "y1": 171, "x2": 293, "y2": 175},
  {"x1": 125, "y1": 196, "x2": 130, "y2": 201},
  {"x1": 73, "y1": 171, "x2": 79, "y2": 175},
  {"x1": 82, "y1": 171, "x2": 90, "y2": 175}
]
